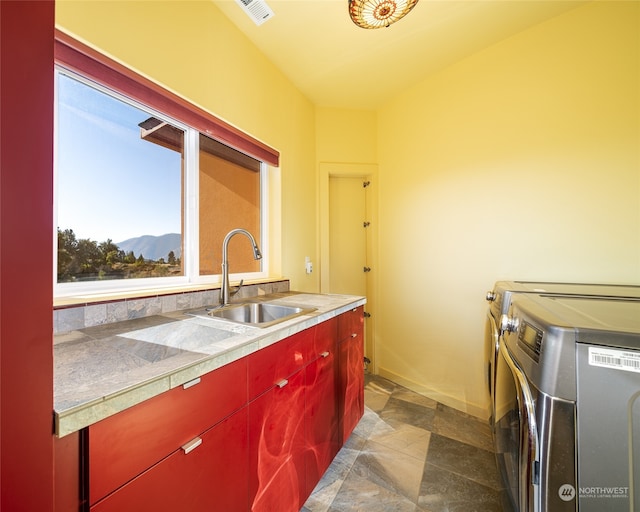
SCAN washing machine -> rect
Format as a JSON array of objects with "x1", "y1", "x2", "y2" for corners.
[
  {"x1": 485, "y1": 281, "x2": 640, "y2": 427},
  {"x1": 495, "y1": 293, "x2": 640, "y2": 512}
]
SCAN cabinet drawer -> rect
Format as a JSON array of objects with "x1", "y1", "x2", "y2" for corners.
[
  {"x1": 248, "y1": 327, "x2": 313, "y2": 400},
  {"x1": 91, "y1": 407, "x2": 249, "y2": 512},
  {"x1": 310, "y1": 317, "x2": 338, "y2": 361},
  {"x1": 338, "y1": 305, "x2": 364, "y2": 341},
  {"x1": 89, "y1": 357, "x2": 247, "y2": 504}
]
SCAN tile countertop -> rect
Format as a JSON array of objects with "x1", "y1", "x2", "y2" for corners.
[{"x1": 54, "y1": 292, "x2": 366, "y2": 437}]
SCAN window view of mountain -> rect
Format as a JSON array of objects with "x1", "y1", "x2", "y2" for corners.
[
  {"x1": 57, "y1": 229, "x2": 182, "y2": 283},
  {"x1": 116, "y1": 233, "x2": 181, "y2": 262}
]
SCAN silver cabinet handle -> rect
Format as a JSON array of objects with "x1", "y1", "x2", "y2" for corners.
[
  {"x1": 351, "y1": 333, "x2": 357, "y2": 338},
  {"x1": 182, "y1": 377, "x2": 201, "y2": 390},
  {"x1": 320, "y1": 351, "x2": 330, "y2": 358},
  {"x1": 276, "y1": 379, "x2": 289, "y2": 388},
  {"x1": 181, "y1": 437, "x2": 202, "y2": 455}
]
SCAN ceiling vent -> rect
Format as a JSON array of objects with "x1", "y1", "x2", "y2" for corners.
[{"x1": 234, "y1": 0, "x2": 274, "y2": 26}]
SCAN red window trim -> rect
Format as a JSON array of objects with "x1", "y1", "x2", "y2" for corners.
[{"x1": 54, "y1": 29, "x2": 280, "y2": 167}]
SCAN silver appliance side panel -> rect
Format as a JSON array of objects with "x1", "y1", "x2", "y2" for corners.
[{"x1": 576, "y1": 343, "x2": 638, "y2": 511}]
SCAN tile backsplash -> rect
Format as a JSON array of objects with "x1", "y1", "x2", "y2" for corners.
[{"x1": 54, "y1": 280, "x2": 290, "y2": 335}]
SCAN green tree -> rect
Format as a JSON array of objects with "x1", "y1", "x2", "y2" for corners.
[
  {"x1": 57, "y1": 228, "x2": 78, "y2": 281},
  {"x1": 76, "y1": 238, "x2": 101, "y2": 274},
  {"x1": 99, "y1": 239, "x2": 122, "y2": 266}
]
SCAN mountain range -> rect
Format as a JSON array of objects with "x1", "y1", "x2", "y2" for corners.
[{"x1": 116, "y1": 233, "x2": 181, "y2": 262}]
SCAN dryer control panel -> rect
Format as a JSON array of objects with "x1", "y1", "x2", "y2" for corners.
[{"x1": 518, "y1": 321, "x2": 543, "y2": 362}]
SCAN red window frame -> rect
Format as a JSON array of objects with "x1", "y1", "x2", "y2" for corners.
[{"x1": 54, "y1": 30, "x2": 279, "y2": 167}]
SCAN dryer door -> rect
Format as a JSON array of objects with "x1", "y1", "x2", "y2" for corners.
[{"x1": 495, "y1": 339, "x2": 540, "y2": 512}]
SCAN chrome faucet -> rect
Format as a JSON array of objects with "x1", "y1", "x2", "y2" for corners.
[{"x1": 221, "y1": 229, "x2": 262, "y2": 306}]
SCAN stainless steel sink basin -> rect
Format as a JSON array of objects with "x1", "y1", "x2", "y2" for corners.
[{"x1": 195, "y1": 302, "x2": 316, "y2": 328}]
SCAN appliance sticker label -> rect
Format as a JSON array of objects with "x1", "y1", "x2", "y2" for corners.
[{"x1": 588, "y1": 347, "x2": 640, "y2": 374}]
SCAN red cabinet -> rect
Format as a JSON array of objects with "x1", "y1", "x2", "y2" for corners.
[
  {"x1": 73, "y1": 305, "x2": 364, "y2": 512},
  {"x1": 304, "y1": 318, "x2": 340, "y2": 496},
  {"x1": 88, "y1": 357, "x2": 247, "y2": 505},
  {"x1": 247, "y1": 327, "x2": 314, "y2": 512},
  {"x1": 338, "y1": 306, "x2": 365, "y2": 441},
  {"x1": 248, "y1": 369, "x2": 306, "y2": 512},
  {"x1": 91, "y1": 407, "x2": 248, "y2": 512}
]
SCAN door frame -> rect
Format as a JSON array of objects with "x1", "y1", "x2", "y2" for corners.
[{"x1": 319, "y1": 162, "x2": 378, "y2": 372}]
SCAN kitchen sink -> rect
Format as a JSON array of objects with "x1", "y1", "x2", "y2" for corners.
[{"x1": 194, "y1": 302, "x2": 316, "y2": 328}]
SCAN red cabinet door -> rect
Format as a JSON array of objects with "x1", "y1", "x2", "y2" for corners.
[
  {"x1": 248, "y1": 369, "x2": 306, "y2": 512},
  {"x1": 89, "y1": 358, "x2": 247, "y2": 504},
  {"x1": 90, "y1": 407, "x2": 249, "y2": 512},
  {"x1": 304, "y1": 341, "x2": 339, "y2": 497},
  {"x1": 338, "y1": 307, "x2": 365, "y2": 442}
]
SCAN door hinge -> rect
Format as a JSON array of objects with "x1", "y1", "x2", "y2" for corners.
[
  {"x1": 364, "y1": 311, "x2": 371, "y2": 318},
  {"x1": 363, "y1": 221, "x2": 370, "y2": 228},
  {"x1": 363, "y1": 181, "x2": 371, "y2": 188},
  {"x1": 363, "y1": 266, "x2": 371, "y2": 273}
]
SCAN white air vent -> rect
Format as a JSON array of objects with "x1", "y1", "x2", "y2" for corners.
[{"x1": 234, "y1": 0, "x2": 274, "y2": 26}]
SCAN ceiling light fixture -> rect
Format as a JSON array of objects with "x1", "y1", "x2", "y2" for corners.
[{"x1": 348, "y1": 0, "x2": 419, "y2": 29}]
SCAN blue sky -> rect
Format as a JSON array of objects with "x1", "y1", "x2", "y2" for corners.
[{"x1": 56, "y1": 73, "x2": 182, "y2": 243}]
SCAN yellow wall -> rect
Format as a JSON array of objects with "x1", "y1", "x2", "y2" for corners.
[
  {"x1": 57, "y1": 1, "x2": 640, "y2": 417},
  {"x1": 55, "y1": 0, "x2": 320, "y2": 291},
  {"x1": 316, "y1": 107, "x2": 377, "y2": 164},
  {"x1": 377, "y1": 0, "x2": 639, "y2": 416}
]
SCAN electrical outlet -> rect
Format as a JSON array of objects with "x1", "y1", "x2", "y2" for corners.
[{"x1": 305, "y1": 256, "x2": 313, "y2": 274}]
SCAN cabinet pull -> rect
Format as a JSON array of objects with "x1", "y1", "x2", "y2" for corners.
[
  {"x1": 351, "y1": 333, "x2": 357, "y2": 338},
  {"x1": 320, "y1": 351, "x2": 330, "y2": 358},
  {"x1": 182, "y1": 377, "x2": 201, "y2": 390},
  {"x1": 181, "y1": 437, "x2": 203, "y2": 455},
  {"x1": 276, "y1": 379, "x2": 289, "y2": 389}
]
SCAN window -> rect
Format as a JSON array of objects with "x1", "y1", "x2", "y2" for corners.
[
  {"x1": 56, "y1": 73, "x2": 186, "y2": 284},
  {"x1": 54, "y1": 32, "x2": 278, "y2": 297}
]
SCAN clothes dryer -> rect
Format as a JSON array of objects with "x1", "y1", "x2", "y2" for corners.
[
  {"x1": 495, "y1": 294, "x2": 640, "y2": 512},
  {"x1": 485, "y1": 281, "x2": 640, "y2": 427}
]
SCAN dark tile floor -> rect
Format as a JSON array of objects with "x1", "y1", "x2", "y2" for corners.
[{"x1": 302, "y1": 375, "x2": 507, "y2": 512}]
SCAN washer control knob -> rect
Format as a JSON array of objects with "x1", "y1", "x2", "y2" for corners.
[
  {"x1": 500, "y1": 314, "x2": 519, "y2": 334},
  {"x1": 486, "y1": 291, "x2": 496, "y2": 302}
]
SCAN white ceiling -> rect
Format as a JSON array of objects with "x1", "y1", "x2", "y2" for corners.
[{"x1": 212, "y1": 0, "x2": 588, "y2": 109}]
